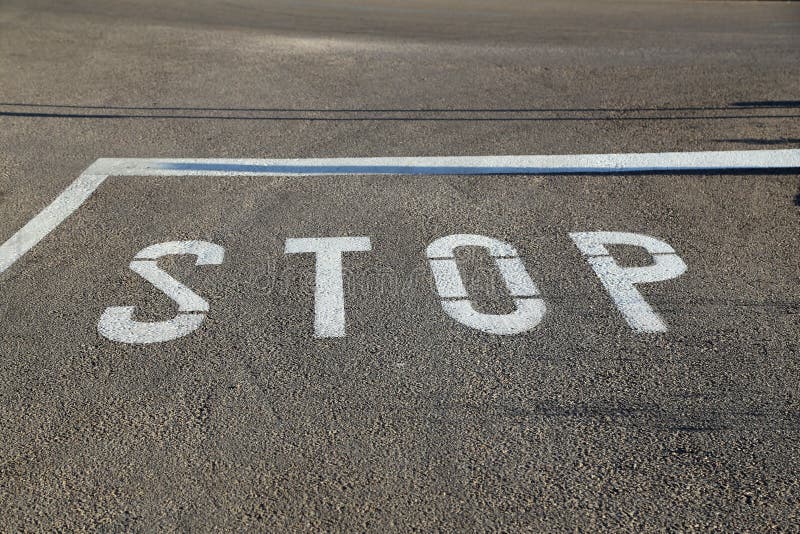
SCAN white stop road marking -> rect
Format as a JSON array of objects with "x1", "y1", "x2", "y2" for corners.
[
  {"x1": 0, "y1": 149, "x2": 797, "y2": 343},
  {"x1": 93, "y1": 231, "x2": 687, "y2": 343}
]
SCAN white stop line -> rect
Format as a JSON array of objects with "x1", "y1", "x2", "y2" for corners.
[{"x1": 1, "y1": 149, "x2": 798, "y2": 276}]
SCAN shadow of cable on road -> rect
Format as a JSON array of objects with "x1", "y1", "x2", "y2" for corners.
[
  {"x1": 732, "y1": 100, "x2": 800, "y2": 108},
  {"x1": 0, "y1": 100, "x2": 799, "y2": 122},
  {"x1": 714, "y1": 138, "x2": 800, "y2": 146},
  {"x1": 2, "y1": 100, "x2": 797, "y2": 203},
  {"x1": 2, "y1": 100, "x2": 799, "y2": 113}
]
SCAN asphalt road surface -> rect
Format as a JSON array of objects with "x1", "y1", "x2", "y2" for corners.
[{"x1": 1, "y1": 0, "x2": 799, "y2": 531}]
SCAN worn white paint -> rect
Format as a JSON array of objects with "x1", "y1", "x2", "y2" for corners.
[
  {"x1": 570, "y1": 231, "x2": 687, "y2": 332},
  {"x1": 135, "y1": 240, "x2": 225, "y2": 265},
  {"x1": 427, "y1": 234, "x2": 544, "y2": 335},
  {"x1": 284, "y1": 236, "x2": 372, "y2": 338},
  {"x1": 427, "y1": 233, "x2": 518, "y2": 258},
  {"x1": 1, "y1": 150, "x2": 797, "y2": 277},
  {"x1": 440, "y1": 298, "x2": 547, "y2": 336},
  {"x1": 97, "y1": 308, "x2": 206, "y2": 344},
  {"x1": 97, "y1": 240, "x2": 224, "y2": 344},
  {"x1": 90, "y1": 149, "x2": 800, "y2": 177},
  {"x1": 0, "y1": 173, "x2": 107, "y2": 274}
]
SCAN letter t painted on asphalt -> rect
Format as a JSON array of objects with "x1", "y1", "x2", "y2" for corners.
[{"x1": 285, "y1": 236, "x2": 372, "y2": 338}]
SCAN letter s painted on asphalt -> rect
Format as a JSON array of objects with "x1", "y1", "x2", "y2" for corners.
[{"x1": 97, "y1": 240, "x2": 224, "y2": 344}]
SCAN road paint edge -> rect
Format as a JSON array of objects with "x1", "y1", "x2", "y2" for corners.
[
  {"x1": 0, "y1": 173, "x2": 107, "y2": 274},
  {"x1": 1, "y1": 149, "x2": 798, "y2": 275}
]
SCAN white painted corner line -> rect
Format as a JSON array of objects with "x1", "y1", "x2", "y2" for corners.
[{"x1": 1, "y1": 149, "x2": 798, "y2": 275}]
